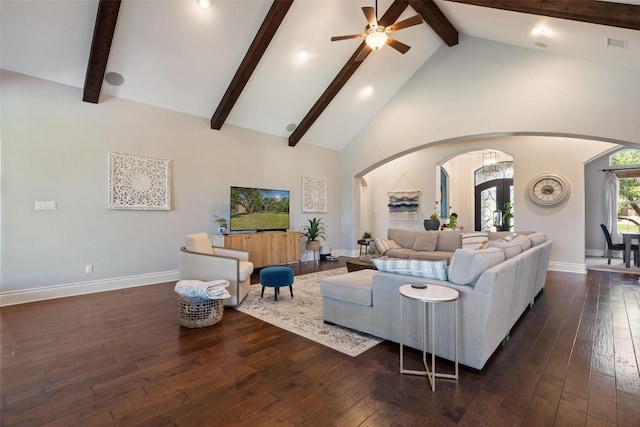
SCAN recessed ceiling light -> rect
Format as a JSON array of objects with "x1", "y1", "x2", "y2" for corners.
[
  {"x1": 197, "y1": 0, "x2": 210, "y2": 9},
  {"x1": 360, "y1": 86, "x2": 374, "y2": 99},
  {"x1": 531, "y1": 26, "x2": 546, "y2": 37},
  {"x1": 298, "y1": 49, "x2": 309, "y2": 61},
  {"x1": 534, "y1": 41, "x2": 547, "y2": 48},
  {"x1": 286, "y1": 123, "x2": 297, "y2": 132}
]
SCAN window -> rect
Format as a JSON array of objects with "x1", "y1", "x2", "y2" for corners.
[{"x1": 610, "y1": 150, "x2": 640, "y2": 233}]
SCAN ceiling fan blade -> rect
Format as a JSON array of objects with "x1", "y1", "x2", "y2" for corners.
[
  {"x1": 331, "y1": 33, "x2": 366, "y2": 42},
  {"x1": 362, "y1": 6, "x2": 377, "y2": 27},
  {"x1": 387, "y1": 37, "x2": 411, "y2": 54},
  {"x1": 386, "y1": 15, "x2": 423, "y2": 32},
  {"x1": 355, "y1": 45, "x2": 372, "y2": 62}
]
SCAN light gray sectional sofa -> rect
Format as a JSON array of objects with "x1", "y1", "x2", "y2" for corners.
[
  {"x1": 379, "y1": 228, "x2": 519, "y2": 263},
  {"x1": 321, "y1": 229, "x2": 552, "y2": 370}
]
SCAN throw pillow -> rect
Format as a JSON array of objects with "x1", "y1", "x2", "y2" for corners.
[
  {"x1": 412, "y1": 231, "x2": 438, "y2": 251},
  {"x1": 374, "y1": 238, "x2": 401, "y2": 255},
  {"x1": 461, "y1": 231, "x2": 489, "y2": 250},
  {"x1": 185, "y1": 233, "x2": 214, "y2": 255},
  {"x1": 503, "y1": 232, "x2": 517, "y2": 242},
  {"x1": 388, "y1": 228, "x2": 417, "y2": 249},
  {"x1": 435, "y1": 230, "x2": 462, "y2": 252},
  {"x1": 372, "y1": 258, "x2": 448, "y2": 281}
]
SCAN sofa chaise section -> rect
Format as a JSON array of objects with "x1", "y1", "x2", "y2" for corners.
[{"x1": 320, "y1": 269, "x2": 377, "y2": 335}]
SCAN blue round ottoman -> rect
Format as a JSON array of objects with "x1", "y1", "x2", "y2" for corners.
[{"x1": 260, "y1": 266, "x2": 294, "y2": 301}]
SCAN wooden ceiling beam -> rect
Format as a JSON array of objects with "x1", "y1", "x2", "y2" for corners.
[
  {"x1": 289, "y1": 1, "x2": 409, "y2": 147},
  {"x1": 83, "y1": 0, "x2": 121, "y2": 103},
  {"x1": 408, "y1": 0, "x2": 458, "y2": 46},
  {"x1": 446, "y1": 0, "x2": 640, "y2": 30},
  {"x1": 211, "y1": 0, "x2": 294, "y2": 130}
]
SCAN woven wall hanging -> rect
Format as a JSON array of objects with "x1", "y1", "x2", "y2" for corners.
[{"x1": 388, "y1": 175, "x2": 420, "y2": 220}]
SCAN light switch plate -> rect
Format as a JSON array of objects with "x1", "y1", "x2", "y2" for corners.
[{"x1": 35, "y1": 201, "x2": 57, "y2": 210}]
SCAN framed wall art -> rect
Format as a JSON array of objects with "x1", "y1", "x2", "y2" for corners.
[
  {"x1": 302, "y1": 176, "x2": 327, "y2": 213},
  {"x1": 108, "y1": 152, "x2": 172, "y2": 210}
]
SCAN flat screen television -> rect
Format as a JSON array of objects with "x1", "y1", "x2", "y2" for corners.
[{"x1": 230, "y1": 186, "x2": 290, "y2": 232}]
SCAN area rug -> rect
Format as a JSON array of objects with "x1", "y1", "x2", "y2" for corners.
[
  {"x1": 235, "y1": 267, "x2": 382, "y2": 357},
  {"x1": 586, "y1": 257, "x2": 640, "y2": 275}
]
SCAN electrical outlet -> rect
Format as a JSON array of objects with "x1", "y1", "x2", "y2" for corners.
[{"x1": 85, "y1": 265, "x2": 93, "y2": 274}]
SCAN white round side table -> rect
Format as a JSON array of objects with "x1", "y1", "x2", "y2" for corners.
[{"x1": 399, "y1": 283, "x2": 459, "y2": 392}]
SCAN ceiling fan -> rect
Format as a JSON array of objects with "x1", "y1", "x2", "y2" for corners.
[{"x1": 331, "y1": 1, "x2": 423, "y2": 61}]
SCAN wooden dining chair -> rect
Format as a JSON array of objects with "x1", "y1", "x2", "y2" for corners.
[{"x1": 600, "y1": 224, "x2": 640, "y2": 266}]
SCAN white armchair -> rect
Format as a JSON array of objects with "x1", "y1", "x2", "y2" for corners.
[{"x1": 179, "y1": 233, "x2": 254, "y2": 306}]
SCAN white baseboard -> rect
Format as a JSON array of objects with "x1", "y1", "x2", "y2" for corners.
[
  {"x1": 0, "y1": 270, "x2": 180, "y2": 307},
  {"x1": 548, "y1": 261, "x2": 586, "y2": 274},
  {"x1": 586, "y1": 248, "x2": 607, "y2": 257}
]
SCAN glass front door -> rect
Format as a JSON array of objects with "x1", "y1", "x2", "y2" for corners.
[{"x1": 475, "y1": 179, "x2": 513, "y2": 231}]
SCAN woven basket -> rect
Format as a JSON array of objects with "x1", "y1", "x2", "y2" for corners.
[{"x1": 177, "y1": 295, "x2": 224, "y2": 328}]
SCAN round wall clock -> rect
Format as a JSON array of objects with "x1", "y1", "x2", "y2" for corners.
[{"x1": 528, "y1": 173, "x2": 571, "y2": 206}]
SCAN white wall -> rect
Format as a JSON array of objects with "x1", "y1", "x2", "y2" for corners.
[
  {"x1": 341, "y1": 36, "x2": 640, "y2": 271},
  {"x1": 1, "y1": 71, "x2": 341, "y2": 300}
]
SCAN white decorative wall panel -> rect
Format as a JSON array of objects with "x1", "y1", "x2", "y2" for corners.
[
  {"x1": 302, "y1": 176, "x2": 327, "y2": 213},
  {"x1": 108, "y1": 152, "x2": 171, "y2": 210}
]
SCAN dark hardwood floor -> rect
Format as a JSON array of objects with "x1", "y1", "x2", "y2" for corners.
[{"x1": 1, "y1": 259, "x2": 639, "y2": 426}]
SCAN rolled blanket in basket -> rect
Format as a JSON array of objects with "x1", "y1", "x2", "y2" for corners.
[{"x1": 174, "y1": 279, "x2": 231, "y2": 299}]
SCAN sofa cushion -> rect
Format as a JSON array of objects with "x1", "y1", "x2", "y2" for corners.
[
  {"x1": 486, "y1": 239, "x2": 522, "y2": 259},
  {"x1": 489, "y1": 231, "x2": 512, "y2": 241},
  {"x1": 185, "y1": 233, "x2": 214, "y2": 255},
  {"x1": 408, "y1": 251, "x2": 454, "y2": 263},
  {"x1": 512, "y1": 234, "x2": 532, "y2": 251},
  {"x1": 375, "y1": 238, "x2": 401, "y2": 255},
  {"x1": 436, "y1": 230, "x2": 462, "y2": 252},
  {"x1": 412, "y1": 231, "x2": 438, "y2": 251},
  {"x1": 448, "y1": 247, "x2": 505, "y2": 286},
  {"x1": 320, "y1": 270, "x2": 377, "y2": 306},
  {"x1": 528, "y1": 232, "x2": 547, "y2": 246},
  {"x1": 388, "y1": 228, "x2": 417, "y2": 249},
  {"x1": 372, "y1": 258, "x2": 448, "y2": 281},
  {"x1": 461, "y1": 231, "x2": 489, "y2": 249},
  {"x1": 385, "y1": 248, "x2": 416, "y2": 259}
]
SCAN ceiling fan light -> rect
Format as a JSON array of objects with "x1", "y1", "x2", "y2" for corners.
[
  {"x1": 197, "y1": 0, "x2": 210, "y2": 9},
  {"x1": 366, "y1": 32, "x2": 388, "y2": 50}
]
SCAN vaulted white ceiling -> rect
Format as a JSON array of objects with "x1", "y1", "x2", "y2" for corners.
[{"x1": 2, "y1": 0, "x2": 639, "y2": 150}]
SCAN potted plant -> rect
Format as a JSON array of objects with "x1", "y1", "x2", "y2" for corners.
[
  {"x1": 302, "y1": 217, "x2": 326, "y2": 250},
  {"x1": 448, "y1": 211, "x2": 458, "y2": 230},
  {"x1": 424, "y1": 201, "x2": 441, "y2": 230},
  {"x1": 501, "y1": 202, "x2": 513, "y2": 231},
  {"x1": 361, "y1": 231, "x2": 373, "y2": 241},
  {"x1": 214, "y1": 215, "x2": 228, "y2": 234}
]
